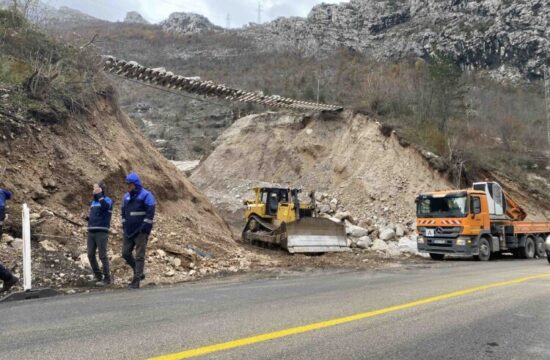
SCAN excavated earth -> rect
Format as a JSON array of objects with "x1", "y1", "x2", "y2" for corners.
[
  {"x1": 0, "y1": 91, "x2": 258, "y2": 293},
  {"x1": 192, "y1": 111, "x2": 450, "y2": 230},
  {"x1": 190, "y1": 110, "x2": 550, "y2": 246}
]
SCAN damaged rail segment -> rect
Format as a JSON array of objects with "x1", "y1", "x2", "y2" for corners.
[{"x1": 102, "y1": 56, "x2": 343, "y2": 112}]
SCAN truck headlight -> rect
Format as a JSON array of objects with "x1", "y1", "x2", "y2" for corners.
[
  {"x1": 417, "y1": 236, "x2": 425, "y2": 244},
  {"x1": 456, "y1": 239, "x2": 466, "y2": 246}
]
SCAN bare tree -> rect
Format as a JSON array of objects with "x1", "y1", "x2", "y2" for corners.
[{"x1": 24, "y1": 51, "x2": 60, "y2": 100}]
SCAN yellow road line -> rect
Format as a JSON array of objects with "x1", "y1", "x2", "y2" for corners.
[{"x1": 150, "y1": 273, "x2": 550, "y2": 360}]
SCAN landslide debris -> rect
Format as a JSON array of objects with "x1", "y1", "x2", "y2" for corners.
[
  {"x1": 0, "y1": 10, "x2": 251, "y2": 293},
  {"x1": 190, "y1": 110, "x2": 550, "y2": 257}
]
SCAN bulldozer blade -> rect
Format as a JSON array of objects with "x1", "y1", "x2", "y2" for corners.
[{"x1": 285, "y1": 217, "x2": 348, "y2": 253}]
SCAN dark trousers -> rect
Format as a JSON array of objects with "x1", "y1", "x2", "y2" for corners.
[
  {"x1": 0, "y1": 262, "x2": 13, "y2": 282},
  {"x1": 122, "y1": 232, "x2": 148, "y2": 281},
  {"x1": 87, "y1": 231, "x2": 110, "y2": 280}
]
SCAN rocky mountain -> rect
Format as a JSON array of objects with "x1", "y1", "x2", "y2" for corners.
[
  {"x1": 242, "y1": 0, "x2": 549, "y2": 79},
  {"x1": 160, "y1": 12, "x2": 221, "y2": 34},
  {"x1": 124, "y1": 11, "x2": 149, "y2": 25}
]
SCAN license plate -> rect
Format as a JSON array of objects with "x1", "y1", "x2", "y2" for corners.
[
  {"x1": 434, "y1": 239, "x2": 446, "y2": 244},
  {"x1": 425, "y1": 229, "x2": 435, "y2": 237}
]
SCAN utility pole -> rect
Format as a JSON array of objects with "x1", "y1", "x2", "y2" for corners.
[
  {"x1": 226, "y1": 13, "x2": 231, "y2": 29},
  {"x1": 257, "y1": 0, "x2": 262, "y2": 24},
  {"x1": 545, "y1": 67, "x2": 550, "y2": 147},
  {"x1": 316, "y1": 77, "x2": 320, "y2": 103}
]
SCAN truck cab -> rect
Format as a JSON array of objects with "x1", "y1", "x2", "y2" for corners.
[{"x1": 416, "y1": 189, "x2": 492, "y2": 260}]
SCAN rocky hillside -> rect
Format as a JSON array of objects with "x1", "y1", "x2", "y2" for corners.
[
  {"x1": 242, "y1": 0, "x2": 548, "y2": 80},
  {"x1": 160, "y1": 12, "x2": 221, "y2": 34},
  {"x1": 124, "y1": 11, "x2": 149, "y2": 25}
]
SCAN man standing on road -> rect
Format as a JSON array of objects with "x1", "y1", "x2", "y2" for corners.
[
  {"x1": 87, "y1": 181, "x2": 113, "y2": 287},
  {"x1": 0, "y1": 188, "x2": 18, "y2": 292},
  {"x1": 121, "y1": 173, "x2": 156, "y2": 289}
]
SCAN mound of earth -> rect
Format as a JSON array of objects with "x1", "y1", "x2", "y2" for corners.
[
  {"x1": 0, "y1": 88, "x2": 253, "y2": 292},
  {"x1": 190, "y1": 111, "x2": 550, "y2": 254}
]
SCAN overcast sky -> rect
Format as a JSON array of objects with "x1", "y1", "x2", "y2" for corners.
[{"x1": 43, "y1": 0, "x2": 349, "y2": 27}]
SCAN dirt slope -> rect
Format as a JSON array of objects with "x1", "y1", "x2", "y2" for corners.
[
  {"x1": 191, "y1": 111, "x2": 450, "y2": 230},
  {"x1": 0, "y1": 90, "x2": 252, "y2": 291},
  {"x1": 191, "y1": 110, "x2": 550, "y2": 233}
]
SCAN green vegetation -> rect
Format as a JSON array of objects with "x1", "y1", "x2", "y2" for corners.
[{"x1": 0, "y1": 9, "x2": 105, "y2": 118}]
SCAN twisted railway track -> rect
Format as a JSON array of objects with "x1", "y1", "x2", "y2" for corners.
[{"x1": 102, "y1": 56, "x2": 343, "y2": 112}]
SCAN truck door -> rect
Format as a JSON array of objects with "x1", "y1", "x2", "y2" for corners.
[{"x1": 470, "y1": 196, "x2": 484, "y2": 233}]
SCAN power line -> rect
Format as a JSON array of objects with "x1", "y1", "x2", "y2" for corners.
[{"x1": 257, "y1": 0, "x2": 262, "y2": 24}]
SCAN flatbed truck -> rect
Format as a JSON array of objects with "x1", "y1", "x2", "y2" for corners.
[{"x1": 416, "y1": 181, "x2": 550, "y2": 261}]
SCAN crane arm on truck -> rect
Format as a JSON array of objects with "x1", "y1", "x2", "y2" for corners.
[{"x1": 502, "y1": 190, "x2": 527, "y2": 221}]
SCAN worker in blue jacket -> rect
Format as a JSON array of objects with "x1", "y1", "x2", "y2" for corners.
[
  {"x1": 87, "y1": 181, "x2": 113, "y2": 286},
  {"x1": 0, "y1": 188, "x2": 18, "y2": 292},
  {"x1": 121, "y1": 173, "x2": 156, "y2": 289}
]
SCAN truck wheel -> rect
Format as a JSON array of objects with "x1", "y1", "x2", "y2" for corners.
[
  {"x1": 429, "y1": 253, "x2": 445, "y2": 261},
  {"x1": 474, "y1": 237, "x2": 491, "y2": 261},
  {"x1": 520, "y1": 237, "x2": 535, "y2": 259},
  {"x1": 547, "y1": 254, "x2": 550, "y2": 264},
  {"x1": 534, "y1": 236, "x2": 545, "y2": 258}
]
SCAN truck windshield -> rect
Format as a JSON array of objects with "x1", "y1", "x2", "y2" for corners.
[{"x1": 417, "y1": 195, "x2": 468, "y2": 218}]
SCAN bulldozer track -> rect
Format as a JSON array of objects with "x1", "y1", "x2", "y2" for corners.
[{"x1": 102, "y1": 56, "x2": 343, "y2": 112}]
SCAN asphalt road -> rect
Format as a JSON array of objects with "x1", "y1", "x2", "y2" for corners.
[{"x1": 1, "y1": 259, "x2": 549, "y2": 360}]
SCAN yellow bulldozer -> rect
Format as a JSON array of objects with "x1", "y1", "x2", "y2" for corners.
[{"x1": 242, "y1": 187, "x2": 348, "y2": 253}]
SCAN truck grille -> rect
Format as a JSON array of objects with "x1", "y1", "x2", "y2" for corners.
[
  {"x1": 418, "y1": 226, "x2": 462, "y2": 238},
  {"x1": 426, "y1": 239, "x2": 453, "y2": 247}
]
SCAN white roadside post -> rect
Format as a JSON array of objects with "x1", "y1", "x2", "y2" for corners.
[{"x1": 22, "y1": 203, "x2": 32, "y2": 291}]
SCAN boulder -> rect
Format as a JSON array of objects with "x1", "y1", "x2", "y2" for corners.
[
  {"x1": 329, "y1": 198, "x2": 338, "y2": 211},
  {"x1": 356, "y1": 236, "x2": 372, "y2": 249},
  {"x1": 345, "y1": 222, "x2": 369, "y2": 238},
  {"x1": 371, "y1": 239, "x2": 389, "y2": 252},
  {"x1": 395, "y1": 224, "x2": 406, "y2": 237},
  {"x1": 78, "y1": 253, "x2": 90, "y2": 268},
  {"x1": 398, "y1": 236, "x2": 419, "y2": 255},
  {"x1": 39, "y1": 240, "x2": 58, "y2": 252},
  {"x1": 165, "y1": 269, "x2": 176, "y2": 277},
  {"x1": 334, "y1": 211, "x2": 354, "y2": 223},
  {"x1": 156, "y1": 249, "x2": 167, "y2": 258},
  {"x1": 10, "y1": 238, "x2": 23, "y2": 250},
  {"x1": 379, "y1": 228, "x2": 396, "y2": 241},
  {"x1": 172, "y1": 257, "x2": 182, "y2": 268},
  {"x1": 318, "y1": 204, "x2": 331, "y2": 214},
  {"x1": 386, "y1": 242, "x2": 402, "y2": 257}
]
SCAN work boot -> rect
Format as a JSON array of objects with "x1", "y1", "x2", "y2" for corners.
[
  {"x1": 95, "y1": 276, "x2": 112, "y2": 287},
  {"x1": 2, "y1": 276, "x2": 18, "y2": 292},
  {"x1": 131, "y1": 266, "x2": 145, "y2": 281},
  {"x1": 128, "y1": 278, "x2": 140, "y2": 290},
  {"x1": 94, "y1": 273, "x2": 103, "y2": 282}
]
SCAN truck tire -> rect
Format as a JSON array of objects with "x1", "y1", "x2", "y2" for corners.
[
  {"x1": 547, "y1": 253, "x2": 550, "y2": 264},
  {"x1": 520, "y1": 236, "x2": 535, "y2": 259},
  {"x1": 429, "y1": 253, "x2": 445, "y2": 261},
  {"x1": 534, "y1": 236, "x2": 545, "y2": 258},
  {"x1": 474, "y1": 237, "x2": 491, "y2": 261}
]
